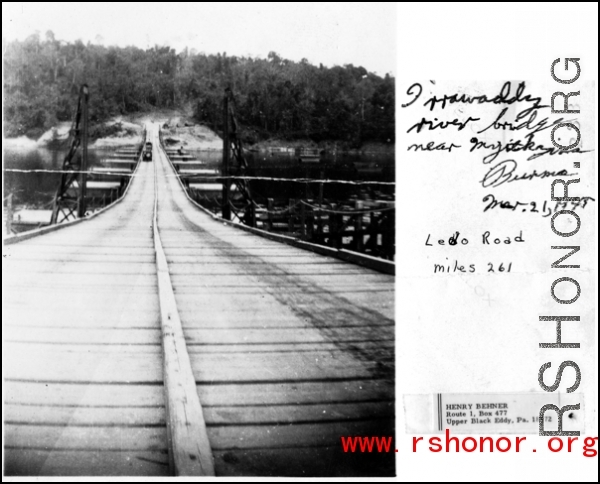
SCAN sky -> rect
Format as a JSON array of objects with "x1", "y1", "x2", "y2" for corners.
[{"x1": 2, "y1": 2, "x2": 396, "y2": 76}]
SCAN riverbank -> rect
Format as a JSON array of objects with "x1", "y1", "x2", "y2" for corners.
[
  {"x1": 151, "y1": 113, "x2": 222, "y2": 150},
  {"x1": 3, "y1": 114, "x2": 222, "y2": 151},
  {"x1": 3, "y1": 117, "x2": 144, "y2": 150},
  {"x1": 4, "y1": 110, "x2": 394, "y2": 154}
]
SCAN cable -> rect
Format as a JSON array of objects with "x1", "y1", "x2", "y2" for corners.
[
  {"x1": 219, "y1": 175, "x2": 395, "y2": 186},
  {"x1": 5, "y1": 168, "x2": 395, "y2": 186}
]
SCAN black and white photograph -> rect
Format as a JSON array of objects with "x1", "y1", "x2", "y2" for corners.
[
  {"x1": 2, "y1": 2, "x2": 396, "y2": 477},
  {"x1": 4, "y1": 2, "x2": 598, "y2": 482}
]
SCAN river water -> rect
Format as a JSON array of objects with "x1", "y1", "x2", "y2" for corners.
[
  {"x1": 4, "y1": 146, "x2": 395, "y2": 209},
  {"x1": 4, "y1": 147, "x2": 109, "y2": 208}
]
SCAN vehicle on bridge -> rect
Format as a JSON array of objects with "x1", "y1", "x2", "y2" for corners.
[{"x1": 143, "y1": 142, "x2": 153, "y2": 161}]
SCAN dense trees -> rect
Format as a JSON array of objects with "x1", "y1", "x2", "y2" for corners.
[{"x1": 4, "y1": 33, "x2": 394, "y2": 146}]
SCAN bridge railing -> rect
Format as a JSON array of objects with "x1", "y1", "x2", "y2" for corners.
[{"x1": 168, "y1": 163, "x2": 395, "y2": 261}]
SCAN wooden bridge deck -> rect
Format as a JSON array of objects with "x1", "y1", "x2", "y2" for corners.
[
  {"x1": 3, "y1": 125, "x2": 395, "y2": 477},
  {"x1": 3, "y1": 159, "x2": 168, "y2": 476}
]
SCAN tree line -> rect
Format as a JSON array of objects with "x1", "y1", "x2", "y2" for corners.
[{"x1": 4, "y1": 32, "x2": 395, "y2": 146}]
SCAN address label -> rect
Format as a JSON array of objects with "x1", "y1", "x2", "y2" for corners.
[{"x1": 404, "y1": 393, "x2": 584, "y2": 434}]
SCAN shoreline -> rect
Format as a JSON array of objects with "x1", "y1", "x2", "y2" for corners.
[{"x1": 4, "y1": 112, "x2": 395, "y2": 154}]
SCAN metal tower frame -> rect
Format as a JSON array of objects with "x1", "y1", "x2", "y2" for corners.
[
  {"x1": 50, "y1": 84, "x2": 89, "y2": 224},
  {"x1": 222, "y1": 88, "x2": 255, "y2": 226}
]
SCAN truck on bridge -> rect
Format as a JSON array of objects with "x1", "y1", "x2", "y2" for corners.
[{"x1": 143, "y1": 141, "x2": 153, "y2": 161}]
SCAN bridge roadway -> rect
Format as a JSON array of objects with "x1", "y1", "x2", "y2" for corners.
[{"x1": 3, "y1": 124, "x2": 395, "y2": 477}]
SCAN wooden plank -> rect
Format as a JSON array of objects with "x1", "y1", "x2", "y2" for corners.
[
  {"x1": 5, "y1": 262, "x2": 157, "y2": 276},
  {"x1": 164, "y1": 253, "x2": 349, "y2": 263},
  {"x1": 3, "y1": 294, "x2": 160, "y2": 312},
  {"x1": 196, "y1": 380, "x2": 393, "y2": 407},
  {"x1": 3, "y1": 309, "x2": 160, "y2": 327},
  {"x1": 4, "y1": 327, "x2": 162, "y2": 344},
  {"x1": 4, "y1": 274, "x2": 159, "y2": 287},
  {"x1": 5, "y1": 240, "x2": 156, "y2": 254},
  {"x1": 5, "y1": 403, "x2": 165, "y2": 426},
  {"x1": 181, "y1": 327, "x2": 394, "y2": 345},
  {"x1": 157, "y1": 245, "x2": 315, "y2": 253},
  {"x1": 179, "y1": 310, "x2": 312, "y2": 327},
  {"x1": 172, "y1": 288, "x2": 394, "y2": 325},
  {"x1": 188, "y1": 352, "x2": 386, "y2": 383},
  {"x1": 206, "y1": 419, "x2": 394, "y2": 450},
  {"x1": 4, "y1": 449, "x2": 170, "y2": 477},
  {"x1": 176, "y1": 261, "x2": 388, "y2": 280},
  {"x1": 4, "y1": 326, "x2": 160, "y2": 346},
  {"x1": 166, "y1": 263, "x2": 383, "y2": 276},
  {"x1": 5, "y1": 424, "x2": 167, "y2": 452},
  {"x1": 7, "y1": 240, "x2": 157, "y2": 248},
  {"x1": 167, "y1": 276, "x2": 391, "y2": 289},
  {"x1": 152, "y1": 138, "x2": 215, "y2": 476},
  {"x1": 213, "y1": 446, "x2": 394, "y2": 477},
  {"x1": 173, "y1": 294, "x2": 312, "y2": 312},
  {"x1": 4, "y1": 381, "x2": 165, "y2": 407},
  {"x1": 176, "y1": 310, "x2": 394, "y2": 328},
  {"x1": 4, "y1": 245, "x2": 156, "y2": 255},
  {"x1": 4, "y1": 252, "x2": 155, "y2": 263},
  {"x1": 4, "y1": 344, "x2": 162, "y2": 355},
  {"x1": 5, "y1": 400, "x2": 392, "y2": 427},
  {"x1": 4, "y1": 345, "x2": 164, "y2": 382},
  {"x1": 203, "y1": 401, "x2": 393, "y2": 425},
  {"x1": 170, "y1": 294, "x2": 392, "y2": 325},
  {"x1": 185, "y1": 341, "x2": 395, "y2": 353}
]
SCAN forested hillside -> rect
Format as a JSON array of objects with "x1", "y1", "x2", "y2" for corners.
[{"x1": 4, "y1": 32, "x2": 394, "y2": 146}]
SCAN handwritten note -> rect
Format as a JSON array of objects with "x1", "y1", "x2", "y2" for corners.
[{"x1": 398, "y1": 80, "x2": 596, "y2": 433}]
